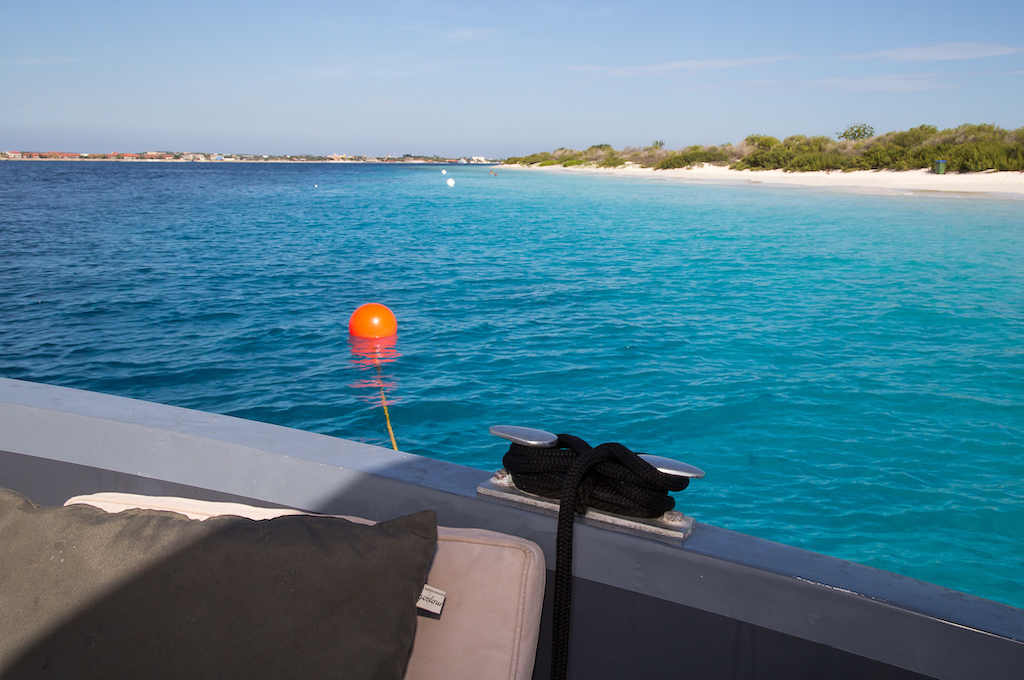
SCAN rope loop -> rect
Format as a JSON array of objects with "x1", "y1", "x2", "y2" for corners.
[
  {"x1": 500, "y1": 433, "x2": 695, "y2": 680},
  {"x1": 502, "y1": 434, "x2": 689, "y2": 519}
]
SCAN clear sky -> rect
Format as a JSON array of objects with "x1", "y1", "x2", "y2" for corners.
[{"x1": 3, "y1": 1, "x2": 1022, "y2": 157}]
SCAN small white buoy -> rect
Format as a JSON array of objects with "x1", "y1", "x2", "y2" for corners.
[
  {"x1": 314, "y1": 184, "x2": 318, "y2": 188},
  {"x1": 446, "y1": 178, "x2": 455, "y2": 187},
  {"x1": 441, "y1": 169, "x2": 447, "y2": 175}
]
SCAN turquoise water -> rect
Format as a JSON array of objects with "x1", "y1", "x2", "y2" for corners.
[{"x1": 2, "y1": 161, "x2": 1023, "y2": 608}]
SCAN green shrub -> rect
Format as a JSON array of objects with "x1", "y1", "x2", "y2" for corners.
[
  {"x1": 655, "y1": 148, "x2": 731, "y2": 169},
  {"x1": 562, "y1": 159, "x2": 587, "y2": 167},
  {"x1": 598, "y1": 155, "x2": 626, "y2": 167},
  {"x1": 784, "y1": 135, "x2": 834, "y2": 154},
  {"x1": 857, "y1": 125, "x2": 1024, "y2": 171},
  {"x1": 732, "y1": 146, "x2": 795, "y2": 170},
  {"x1": 888, "y1": 125, "x2": 938, "y2": 148},
  {"x1": 745, "y1": 134, "x2": 781, "y2": 150},
  {"x1": 859, "y1": 143, "x2": 907, "y2": 169},
  {"x1": 943, "y1": 123, "x2": 1002, "y2": 144},
  {"x1": 938, "y1": 140, "x2": 1024, "y2": 172},
  {"x1": 785, "y1": 151, "x2": 865, "y2": 172},
  {"x1": 503, "y1": 152, "x2": 556, "y2": 165},
  {"x1": 520, "y1": 153, "x2": 555, "y2": 165}
]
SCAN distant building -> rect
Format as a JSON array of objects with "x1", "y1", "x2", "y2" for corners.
[{"x1": 471, "y1": 156, "x2": 488, "y2": 164}]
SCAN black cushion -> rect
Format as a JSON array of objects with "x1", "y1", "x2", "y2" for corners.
[{"x1": 0, "y1": 488, "x2": 437, "y2": 680}]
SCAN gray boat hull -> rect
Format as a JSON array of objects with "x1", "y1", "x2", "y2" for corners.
[{"x1": 1, "y1": 378, "x2": 1021, "y2": 679}]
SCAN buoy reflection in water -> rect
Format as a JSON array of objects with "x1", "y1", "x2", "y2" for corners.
[{"x1": 348, "y1": 334, "x2": 401, "y2": 450}]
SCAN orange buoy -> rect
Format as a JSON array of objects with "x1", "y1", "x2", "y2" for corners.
[{"x1": 348, "y1": 303, "x2": 397, "y2": 339}]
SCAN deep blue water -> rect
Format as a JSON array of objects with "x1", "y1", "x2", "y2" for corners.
[{"x1": 2, "y1": 161, "x2": 1023, "y2": 608}]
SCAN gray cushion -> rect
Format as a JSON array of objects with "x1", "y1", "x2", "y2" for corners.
[{"x1": 0, "y1": 488, "x2": 437, "y2": 680}]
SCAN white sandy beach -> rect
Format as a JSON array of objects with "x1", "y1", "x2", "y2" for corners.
[{"x1": 502, "y1": 163, "x2": 1024, "y2": 197}]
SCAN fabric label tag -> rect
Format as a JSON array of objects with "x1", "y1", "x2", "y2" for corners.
[{"x1": 417, "y1": 584, "x2": 446, "y2": 619}]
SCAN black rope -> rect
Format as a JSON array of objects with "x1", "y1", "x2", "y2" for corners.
[{"x1": 502, "y1": 434, "x2": 691, "y2": 680}]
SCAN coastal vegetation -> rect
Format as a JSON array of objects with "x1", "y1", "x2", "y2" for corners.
[{"x1": 503, "y1": 124, "x2": 1024, "y2": 173}]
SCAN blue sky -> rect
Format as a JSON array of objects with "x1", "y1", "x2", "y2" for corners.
[{"x1": 2, "y1": 1, "x2": 1022, "y2": 157}]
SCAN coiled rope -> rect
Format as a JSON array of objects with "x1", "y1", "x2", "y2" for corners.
[{"x1": 501, "y1": 434, "x2": 692, "y2": 680}]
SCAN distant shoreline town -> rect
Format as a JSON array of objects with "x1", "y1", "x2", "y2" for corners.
[{"x1": 0, "y1": 151, "x2": 496, "y2": 164}]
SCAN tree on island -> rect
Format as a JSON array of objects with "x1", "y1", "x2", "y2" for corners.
[{"x1": 837, "y1": 124, "x2": 875, "y2": 141}]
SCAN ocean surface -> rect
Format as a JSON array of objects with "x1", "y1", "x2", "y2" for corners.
[{"x1": 2, "y1": 161, "x2": 1022, "y2": 609}]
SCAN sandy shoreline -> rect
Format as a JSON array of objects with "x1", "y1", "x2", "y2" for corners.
[{"x1": 501, "y1": 163, "x2": 1024, "y2": 197}]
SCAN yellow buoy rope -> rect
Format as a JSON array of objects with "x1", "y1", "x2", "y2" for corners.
[{"x1": 376, "y1": 363, "x2": 399, "y2": 450}]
